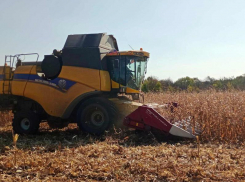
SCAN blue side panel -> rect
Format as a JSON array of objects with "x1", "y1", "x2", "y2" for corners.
[
  {"x1": 13, "y1": 74, "x2": 76, "y2": 92},
  {"x1": 13, "y1": 74, "x2": 29, "y2": 80}
]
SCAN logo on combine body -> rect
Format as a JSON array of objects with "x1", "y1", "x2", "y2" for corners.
[{"x1": 58, "y1": 79, "x2": 66, "y2": 89}]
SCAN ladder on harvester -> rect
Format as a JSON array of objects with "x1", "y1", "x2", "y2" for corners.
[
  {"x1": 2, "y1": 53, "x2": 40, "y2": 95},
  {"x1": 2, "y1": 55, "x2": 14, "y2": 95}
]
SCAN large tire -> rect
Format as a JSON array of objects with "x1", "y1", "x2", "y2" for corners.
[
  {"x1": 12, "y1": 111, "x2": 40, "y2": 134},
  {"x1": 77, "y1": 97, "x2": 116, "y2": 135}
]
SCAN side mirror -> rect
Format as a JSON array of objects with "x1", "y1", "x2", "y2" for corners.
[{"x1": 113, "y1": 59, "x2": 119, "y2": 68}]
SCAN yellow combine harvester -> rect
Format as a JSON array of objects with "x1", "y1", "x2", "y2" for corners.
[
  {"x1": 0, "y1": 33, "x2": 200, "y2": 138},
  {"x1": 0, "y1": 33, "x2": 148, "y2": 134}
]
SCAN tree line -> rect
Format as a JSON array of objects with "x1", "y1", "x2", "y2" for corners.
[{"x1": 141, "y1": 75, "x2": 245, "y2": 92}]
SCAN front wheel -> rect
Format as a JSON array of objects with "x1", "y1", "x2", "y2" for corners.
[
  {"x1": 77, "y1": 97, "x2": 115, "y2": 135},
  {"x1": 12, "y1": 111, "x2": 40, "y2": 134}
]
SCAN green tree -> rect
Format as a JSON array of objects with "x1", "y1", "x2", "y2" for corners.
[
  {"x1": 153, "y1": 81, "x2": 161, "y2": 92},
  {"x1": 159, "y1": 78, "x2": 173, "y2": 91},
  {"x1": 187, "y1": 85, "x2": 194, "y2": 92},
  {"x1": 212, "y1": 80, "x2": 223, "y2": 90},
  {"x1": 141, "y1": 81, "x2": 149, "y2": 92},
  {"x1": 174, "y1": 77, "x2": 195, "y2": 90},
  {"x1": 168, "y1": 85, "x2": 175, "y2": 92},
  {"x1": 146, "y1": 76, "x2": 159, "y2": 91}
]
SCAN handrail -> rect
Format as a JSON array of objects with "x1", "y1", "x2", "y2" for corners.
[{"x1": 11, "y1": 53, "x2": 39, "y2": 67}]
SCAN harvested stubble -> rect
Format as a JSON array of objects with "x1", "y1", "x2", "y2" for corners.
[
  {"x1": 145, "y1": 90, "x2": 245, "y2": 143},
  {"x1": 0, "y1": 91, "x2": 245, "y2": 181},
  {"x1": 0, "y1": 123, "x2": 245, "y2": 181},
  {"x1": 0, "y1": 111, "x2": 12, "y2": 128}
]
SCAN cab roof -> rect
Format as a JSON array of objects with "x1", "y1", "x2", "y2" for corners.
[{"x1": 106, "y1": 50, "x2": 149, "y2": 58}]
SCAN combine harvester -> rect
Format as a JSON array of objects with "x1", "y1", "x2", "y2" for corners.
[{"x1": 0, "y1": 33, "x2": 200, "y2": 139}]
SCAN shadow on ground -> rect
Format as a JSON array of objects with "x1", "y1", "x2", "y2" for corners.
[{"x1": 0, "y1": 123, "x2": 195, "y2": 153}]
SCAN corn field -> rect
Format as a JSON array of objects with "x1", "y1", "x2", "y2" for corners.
[
  {"x1": 0, "y1": 91, "x2": 245, "y2": 181},
  {"x1": 145, "y1": 90, "x2": 245, "y2": 143}
]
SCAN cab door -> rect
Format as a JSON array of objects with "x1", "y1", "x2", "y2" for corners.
[{"x1": 108, "y1": 56, "x2": 127, "y2": 90}]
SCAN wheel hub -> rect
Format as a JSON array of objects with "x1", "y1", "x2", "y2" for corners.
[
  {"x1": 91, "y1": 111, "x2": 105, "y2": 127},
  {"x1": 20, "y1": 118, "x2": 30, "y2": 130}
]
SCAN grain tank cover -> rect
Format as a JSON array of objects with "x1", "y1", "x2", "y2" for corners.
[
  {"x1": 62, "y1": 33, "x2": 118, "y2": 69},
  {"x1": 64, "y1": 33, "x2": 118, "y2": 51}
]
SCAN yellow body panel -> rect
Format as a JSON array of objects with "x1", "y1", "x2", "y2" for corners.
[
  {"x1": 31, "y1": 65, "x2": 38, "y2": 74},
  {"x1": 24, "y1": 81, "x2": 95, "y2": 117},
  {"x1": 11, "y1": 66, "x2": 33, "y2": 96},
  {"x1": 11, "y1": 80, "x2": 26, "y2": 96},
  {"x1": 0, "y1": 81, "x2": 3, "y2": 94},
  {"x1": 0, "y1": 66, "x2": 14, "y2": 94},
  {"x1": 3, "y1": 66, "x2": 13, "y2": 79},
  {"x1": 111, "y1": 80, "x2": 119, "y2": 89},
  {"x1": 0, "y1": 67, "x2": 4, "y2": 94},
  {"x1": 0, "y1": 81, "x2": 11, "y2": 94},
  {"x1": 100, "y1": 70, "x2": 111, "y2": 91},
  {"x1": 59, "y1": 66, "x2": 100, "y2": 90},
  {"x1": 0, "y1": 67, "x2": 3, "y2": 74},
  {"x1": 20, "y1": 66, "x2": 101, "y2": 117},
  {"x1": 111, "y1": 79, "x2": 139, "y2": 93},
  {"x1": 126, "y1": 87, "x2": 140, "y2": 94},
  {"x1": 14, "y1": 65, "x2": 33, "y2": 74}
]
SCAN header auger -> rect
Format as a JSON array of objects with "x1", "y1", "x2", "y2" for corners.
[{"x1": 0, "y1": 33, "x2": 200, "y2": 139}]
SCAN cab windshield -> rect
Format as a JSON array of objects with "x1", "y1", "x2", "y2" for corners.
[
  {"x1": 108, "y1": 55, "x2": 148, "y2": 90},
  {"x1": 126, "y1": 56, "x2": 148, "y2": 90}
]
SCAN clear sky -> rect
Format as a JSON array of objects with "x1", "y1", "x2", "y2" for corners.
[{"x1": 0, "y1": 0, "x2": 244, "y2": 81}]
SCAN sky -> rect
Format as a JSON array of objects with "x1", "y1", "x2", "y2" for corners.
[{"x1": 0, "y1": 0, "x2": 245, "y2": 81}]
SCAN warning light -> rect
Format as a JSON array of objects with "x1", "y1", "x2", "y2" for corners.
[{"x1": 140, "y1": 48, "x2": 143, "y2": 51}]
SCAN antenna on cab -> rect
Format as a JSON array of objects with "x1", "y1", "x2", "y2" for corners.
[{"x1": 128, "y1": 44, "x2": 134, "y2": 50}]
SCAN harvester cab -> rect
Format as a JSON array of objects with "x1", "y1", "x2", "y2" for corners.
[
  {"x1": 0, "y1": 33, "x2": 200, "y2": 139},
  {"x1": 106, "y1": 49, "x2": 149, "y2": 96}
]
